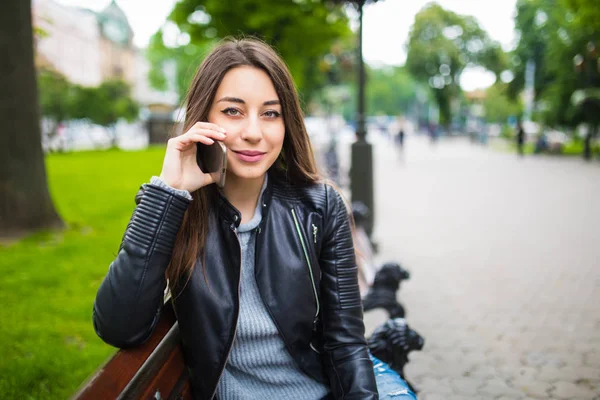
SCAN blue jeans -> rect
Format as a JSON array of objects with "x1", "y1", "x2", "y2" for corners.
[
  {"x1": 370, "y1": 355, "x2": 417, "y2": 399},
  {"x1": 320, "y1": 355, "x2": 417, "y2": 399}
]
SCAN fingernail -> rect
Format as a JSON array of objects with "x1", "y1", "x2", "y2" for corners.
[{"x1": 220, "y1": 127, "x2": 226, "y2": 133}]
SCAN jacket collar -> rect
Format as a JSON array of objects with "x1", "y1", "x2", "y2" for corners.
[{"x1": 217, "y1": 171, "x2": 274, "y2": 229}]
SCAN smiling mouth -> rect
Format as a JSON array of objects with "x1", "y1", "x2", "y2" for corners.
[
  {"x1": 233, "y1": 150, "x2": 267, "y2": 163},
  {"x1": 233, "y1": 150, "x2": 266, "y2": 156}
]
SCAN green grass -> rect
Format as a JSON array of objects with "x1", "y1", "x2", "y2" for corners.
[
  {"x1": 491, "y1": 138, "x2": 600, "y2": 157},
  {"x1": 0, "y1": 147, "x2": 166, "y2": 399}
]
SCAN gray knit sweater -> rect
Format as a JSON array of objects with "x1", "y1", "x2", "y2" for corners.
[{"x1": 150, "y1": 177, "x2": 330, "y2": 400}]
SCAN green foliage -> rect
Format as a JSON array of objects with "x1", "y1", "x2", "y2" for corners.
[
  {"x1": 483, "y1": 83, "x2": 523, "y2": 123},
  {"x1": 509, "y1": 0, "x2": 555, "y2": 102},
  {"x1": 511, "y1": 0, "x2": 600, "y2": 128},
  {"x1": 542, "y1": 0, "x2": 600, "y2": 127},
  {"x1": 71, "y1": 80, "x2": 139, "y2": 127},
  {"x1": 500, "y1": 124, "x2": 514, "y2": 139},
  {"x1": 0, "y1": 147, "x2": 166, "y2": 398},
  {"x1": 37, "y1": 70, "x2": 139, "y2": 136},
  {"x1": 147, "y1": 0, "x2": 351, "y2": 104},
  {"x1": 38, "y1": 69, "x2": 77, "y2": 133},
  {"x1": 405, "y1": 2, "x2": 505, "y2": 126},
  {"x1": 146, "y1": 31, "x2": 214, "y2": 102},
  {"x1": 366, "y1": 66, "x2": 418, "y2": 116},
  {"x1": 336, "y1": 65, "x2": 424, "y2": 120}
]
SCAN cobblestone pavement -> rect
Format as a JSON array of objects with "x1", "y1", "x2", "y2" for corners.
[{"x1": 341, "y1": 134, "x2": 600, "y2": 399}]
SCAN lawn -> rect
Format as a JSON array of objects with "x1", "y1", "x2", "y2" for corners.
[
  {"x1": 0, "y1": 147, "x2": 166, "y2": 399},
  {"x1": 491, "y1": 137, "x2": 600, "y2": 157}
]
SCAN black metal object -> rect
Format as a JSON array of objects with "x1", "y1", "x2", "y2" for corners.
[
  {"x1": 362, "y1": 262, "x2": 410, "y2": 318},
  {"x1": 351, "y1": 201, "x2": 370, "y2": 228},
  {"x1": 332, "y1": 0, "x2": 382, "y2": 237},
  {"x1": 368, "y1": 318, "x2": 425, "y2": 394},
  {"x1": 351, "y1": 0, "x2": 374, "y2": 237}
]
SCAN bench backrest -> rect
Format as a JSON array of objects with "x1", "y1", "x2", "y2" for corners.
[{"x1": 72, "y1": 301, "x2": 192, "y2": 400}]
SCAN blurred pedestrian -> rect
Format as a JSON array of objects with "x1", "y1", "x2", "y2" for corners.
[
  {"x1": 428, "y1": 122, "x2": 439, "y2": 145},
  {"x1": 92, "y1": 37, "x2": 403, "y2": 400},
  {"x1": 534, "y1": 132, "x2": 548, "y2": 154},
  {"x1": 396, "y1": 126, "x2": 405, "y2": 149},
  {"x1": 516, "y1": 121, "x2": 525, "y2": 156}
]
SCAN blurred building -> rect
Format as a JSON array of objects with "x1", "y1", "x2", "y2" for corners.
[
  {"x1": 32, "y1": 0, "x2": 178, "y2": 142},
  {"x1": 32, "y1": 0, "x2": 103, "y2": 86},
  {"x1": 33, "y1": 0, "x2": 136, "y2": 86},
  {"x1": 96, "y1": 0, "x2": 136, "y2": 84}
]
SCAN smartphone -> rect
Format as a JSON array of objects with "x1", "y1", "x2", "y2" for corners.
[{"x1": 196, "y1": 141, "x2": 227, "y2": 188}]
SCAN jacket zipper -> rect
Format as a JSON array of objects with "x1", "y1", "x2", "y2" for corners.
[
  {"x1": 210, "y1": 225, "x2": 242, "y2": 400},
  {"x1": 291, "y1": 209, "x2": 320, "y2": 323},
  {"x1": 312, "y1": 223, "x2": 318, "y2": 244}
]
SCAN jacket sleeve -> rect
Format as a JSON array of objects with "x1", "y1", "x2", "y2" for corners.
[
  {"x1": 319, "y1": 185, "x2": 378, "y2": 399},
  {"x1": 92, "y1": 184, "x2": 191, "y2": 348}
]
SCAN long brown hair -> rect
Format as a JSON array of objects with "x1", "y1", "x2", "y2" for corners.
[{"x1": 168, "y1": 38, "x2": 321, "y2": 292}]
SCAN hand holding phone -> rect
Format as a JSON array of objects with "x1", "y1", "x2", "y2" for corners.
[{"x1": 158, "y1": 122, "x2": 227, "y2": 192}]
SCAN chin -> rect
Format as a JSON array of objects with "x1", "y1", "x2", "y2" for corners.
[
  {"x1": 227, "y1": 163, "x2": 270, "y2": 181},
  {"x1": 227, "y1": 154, "x2": 279, "y2": 181}
]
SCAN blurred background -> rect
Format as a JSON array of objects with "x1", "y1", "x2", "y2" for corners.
[{"x1": 1, "y1": 0, "x2": 599, "y2": 398}]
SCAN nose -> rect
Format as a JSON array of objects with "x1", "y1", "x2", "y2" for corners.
[{"x1": 241, "y1": 115, "x2": 262, "y2": 143}]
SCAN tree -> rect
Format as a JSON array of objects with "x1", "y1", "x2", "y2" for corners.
[
  {"x1": 146, "y1": 31, "x2": 214, "y2": 103},
  {"x1": 508, "y1": 0, "x2": 556, "y2": 105},
  {"x1": 0, "y1": 0, "x2": 63, "y2": 239},
  {"x1": 148, "y1": 0, "x2": 351, "y2": 104},
  {"x1": 338, "y1": 65, "x2": 420, "y2": 119},
  {"x1": 71, "y1": 80, "x2": 139, "y2": 148},
  {"x1": 38, "y1": 68, "x2": 77, "y2": 142},
  {"x1": 367, "y1": 66, "x2": 419, "y2": 116},
  {"x1": 483, "y1": 83, "x2": 523, "y2": 123},
  {"x1": 405, "y1": 3, "x2": 505, "y2": 128},
  {"x1": 511, "y1": 0, "x2": 600, "y2": 159},
  {"x1": 556, "y1": 0, "x2": 600, "y2": 159}
]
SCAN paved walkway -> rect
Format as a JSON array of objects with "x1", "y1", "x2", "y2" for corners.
[{"x1": 339, "y1": 134, "x2": 600, "y2": 399}]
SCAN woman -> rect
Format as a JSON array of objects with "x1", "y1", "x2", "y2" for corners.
[{"x1": 93, "y1": 38, "x2": 403, "y2": 400}]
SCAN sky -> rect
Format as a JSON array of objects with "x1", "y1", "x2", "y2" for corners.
[{"x1": 54, "y1": 0, "x2": 518, "y2": 91}]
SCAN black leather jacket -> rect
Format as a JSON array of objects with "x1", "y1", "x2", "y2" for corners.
[{"x1": 93, "y1": 174, "x2": 378, "y2": 399}]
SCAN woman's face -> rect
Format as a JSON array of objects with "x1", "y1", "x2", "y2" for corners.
[{"x1": 208, "y1": 66, "x2": 285, "y2": 182}]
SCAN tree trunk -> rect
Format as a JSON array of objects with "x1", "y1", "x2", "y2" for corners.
[{"x1": 0, "y1": 0, "x2": 63, "y2": 240}]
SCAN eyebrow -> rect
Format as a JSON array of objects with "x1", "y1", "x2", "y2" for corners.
[{"x1": 217, "y1": 97, "x2": 280, "y2": 106}]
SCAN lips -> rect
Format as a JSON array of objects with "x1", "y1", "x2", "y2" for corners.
[{"x1": 233, "y1": 150, "x2": 266, "y2": 163}]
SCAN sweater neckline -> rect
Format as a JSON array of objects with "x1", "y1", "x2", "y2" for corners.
[{"x1": 237, "y1": 176, "x2": 268, "y2": 233}]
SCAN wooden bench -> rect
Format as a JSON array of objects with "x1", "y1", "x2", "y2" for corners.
[
  {"x1": 72, "y1": 295, "x2": 420, "y2": 399},
  {"x1": 72, "y1": 300, "x2": 193, "y2": 400}
]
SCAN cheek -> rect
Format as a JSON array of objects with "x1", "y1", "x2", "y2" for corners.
[{"x1": 266, "y1": 122, "x2": 285, "y2": 150}]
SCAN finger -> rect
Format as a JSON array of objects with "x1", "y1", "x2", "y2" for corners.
[
  {"x1": 186, "y1": 128, "x2": 226, "y2": 141},
  {"x1": 191, "y1": 121, "x2": 226, "y2": 134},
  {"x1": 167, "y1": 134, "x2": 215, "y2": 151},
  {"x1": 175, "y1": 133, "x2": 214, "y2": 148}
]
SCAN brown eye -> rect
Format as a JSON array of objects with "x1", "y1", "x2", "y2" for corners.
[
  {"x1": 264, "y1": 110, "x2": 281, "y2": 118},
  {"x1": 222, "y1": 108, "x2": 241, "y2": 116}
]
